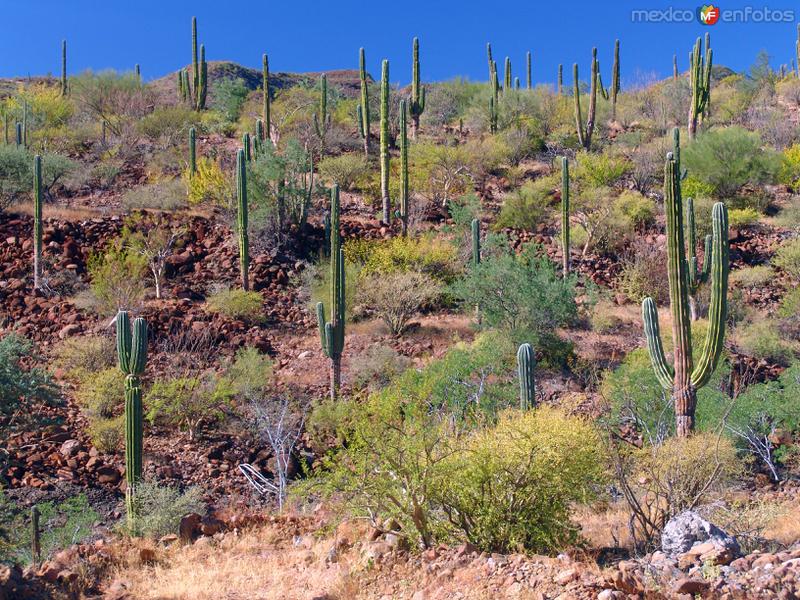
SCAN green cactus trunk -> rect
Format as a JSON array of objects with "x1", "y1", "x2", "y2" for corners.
[
  {"x1": 116, "y1": 311, "x2": 148, "y2": 533},
  {"x1": 242, "y1": 133, "x2": 252, "y2": 162},
  {"x1": 673, "y1": 54, "x2": 678, "y2": 80},
  {"x1": 504, "y1": 57, "x2": 512, "y2": 91},
  {"x1": 236, "y1": 149, "x2": 250, "y2": 291},
  {"x1": 489, "y1": 66, "x2": 499, "y2": 133},
  {"x1": 262, "y1": 54, "x2": 270, "y2": 142},
  {"x1": 642, "y1": 130, "x2": 729, "y2": 437},
  {"x1": 409, "y1": 38, "x2": 425, "y2": 140},
  {"x1": 517, "y1": 343, "x2": 535, "y2": 410},
  {"x1": 31, "y1": 506, "x2": 41, "y2": 566},
  {"x1": 135, "y1": 64, "x2": 141, "y2": 81},
  {"x1": 380, "y1": 59, "x2": 391, "y2": 224},
  {"x1": 561, "y1": 157, "x2": 570, "y2": 277},
  {"x1": 316, "y1": 185, "x2": 346, "y2": 400},
  {"x1": 358, "y1": 48, "x2": 370, "y2": 156},
  {"x1": 33, "y1": 155, "x2": 43, "y2": 290},
  {"x1": 254, "y1": 121, "x2": 264, "y2": 158},
  {"x1": 22, "y1": 101, "x2": 28, "y2": 147},
  {"x1": 526, "y1": 51, "x2": 532, "y2": 89},
  {"x1": 574, "y1": 48, "x2": 600, "y2": 150},
  {"x1": 399, "y1": 99, "x2": 409, "y2": 236},
  {"x1": 313, "y1": 74, "x2": 330, "y2": 153},
  {"x1": 197, "y1": 45, "x2": 207, "y2": 111},
  {"x1": 487, "y1": 43, "x2": 494, "y2": 83},
  {"x1": 191, "y1": 16, "x2": 199, "y2": 105},
  {"x1": 688, "y1": 35, "x2": 712, "y2": 139},
  {"x1": 189, "y1": 127, "x2": 197, "y2": 176},
  {"x1": 557, "y1": 64, "x2": 563, "y2": 95},
  {"x1": 611, "y1": 40, "x2": 620, "y2": 121},
  {"x1": 61, "y1": 40, "x2": 68, "y2": 97},
  {"x1": 3, "y1": 111, "x2": 8, "y2": 145},
  {"x1": 471, "y1": 218, "x2": 481, "y2": 267},
  {"x1": 15, "y1": 123, "x2": 22, "y2": 147}
]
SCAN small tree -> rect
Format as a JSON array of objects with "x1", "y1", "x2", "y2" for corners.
[
  {"x1": 123, "y1": 218, "x2": 184, "y2": 300},
  {"x1": 357, "y1": 271, "x2": 440, "y2": 335}
]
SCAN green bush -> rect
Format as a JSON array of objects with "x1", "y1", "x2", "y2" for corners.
[
  {"x1": 184, "y1": 157, "x2": 232, "y2": 206},
  {"x1": 779, "y1": 287, "x2": 800, "y2": 318},
  {"x1": 357, "y1": 271, "x2": 441, "y2": 335},
  {"x1": 346, "y1": 235, "x2": 460, "y2": 284},
  {"x1": 76, "y1": 367, "x2": 125, "y2": 420},
  {"x1": 317, "y1": 154, "x2": 368, "y2": 191},
  {"x1": 130, "y1": 481, "x2": 205, "y2": 539},
  {"x1": 88, "y1": 416, "x2": 124, "y2": 454},
  {"x1": 350, "y1": 346, "x2": 412, "y2": 391},
  {"x1": 440, "y1": 408, "x2": 605, "y2": 553},
  {"x1": 618, "y1": 241, "x2": 670, "y2": 304},
  {"x1": 728, "y1": 208, "x2": 760, "y2": 229},
  {"x1": 205, "y1": 288, "x2": 264, "y2": 322},
  {"x1": 86, "y1": 242, "x2": 148, "y2": 316},
  {"x1": 495, "y1": 178, "x2": 554, "y2": 231},
  {"x1": 226, "y1": 346, "x2": 273, "y2": 397},
  {"x1": 574, "y1": 150, "x2": 632, "y2": 188},
  {"x1": 682, "y1": 126, "x2": 780, "y2": 199},
  {"x1": 211, "y1": 78, "x2": 250, "y2": 122},
  {"x1": 0, "y1": 146, "x2": 77, "y2": 212},
  {"x1": 137, "y1": 106, "x2": 195, "y2": 146},
  {"x1": 145, "y1": 375, "x2": 235, "y2": 439},
  {"x1": 52, "y1": 335, "x2": 115, "y2": 382},
  {"x1": 772, "y1": 238, "x2": 800, "y2": 280},
  {"x1": 735, "y1": 320, "x2": 794, "y2": 366},
  {"x1": 731, "y1": 265, "x2": 774, "y2": 290},
  {"x1": 0, "y1": 334, "x2": 57, "y2": 418},
  {"x1": 613, "y1": 190, "x2": 655, "y2": 231},
  {"x1": 778, "y1": 143, "x2": 800, "y2": 189}
]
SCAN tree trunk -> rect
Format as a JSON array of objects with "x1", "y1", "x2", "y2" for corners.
[
  {"x1": 330, "y1": 356, "x2": 341, "y2": 400},
  {"x1": 689, "y1": 296, "x2": 698, "y2": 321},
  {"x1": 674, "y1": 384, "x2": 697, "y2": 437}
]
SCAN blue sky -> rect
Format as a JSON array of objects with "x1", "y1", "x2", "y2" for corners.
[{"x1": 2, "y1": 0, "x2": 798, "y2": 87}]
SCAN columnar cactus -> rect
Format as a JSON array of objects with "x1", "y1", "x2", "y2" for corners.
[
  {"x1": 399, "y1": 100, "x2": 410, "y2": 236},
  {"x1": 22, "y1": 101, "x2": 28, "y2": 147},
  {"x1": 642, "y1": 134, "x2": 729, "y2": 437},
  {"x1": 188, "y1": 127, "x2": 197, "y2": 176},
  {"x1": 116, "y1": 311, "x2": 147, "y2": 532},
  {"x1": 358, "y1": 47, "x2": 370, "y2": 156},
  {"x1": 688, "y1": 35, "x2": 712, "y2": 139},
  {"x1": 673, "y1": 54, "x2": 678, "y2": 80},
  {"x1": 236, "y1": 149, "x2": 250, "y2": 291},
  {"x1": 197, "y1": 45, "x2": 207, "y2": 111},
  {"x1": 33, "y1": 155, "x2": 43, "y2": 290},
  {"x1": 242, "y1": 132, "x2": 252, "y2": 162},
  {"x1": 316, "y1": 185, "x2": 346, "y2": 400},
  {"x1": 487, "y1": 43, "x2": 494, "y2": 82},
  {"x1": 409, "y1": 37, "x2": 425, "y2": 139},
  {"x1": 489, "y1": 67, "x2": 499, "y2": 133},
  {"x1": 31, "y1": 506, "x2": 41, "y2": 566},
  {"x1": 471, "y1": 218, "x2": 481, "y2": 267},
  {"x1": 262, "y1": 54, "x2": 270, "y2": 141},
  {"x1": 2, "y1": 110, "x2": 8, "y2": 145},
  {"x1": 504, "y1": 57, "x2": 512, "y2": 91},
  {"x1": 61, "y1": 40, "x2": 68, "y2": 97},
  {"x1": 189, "y1": 18, "x2": 207, "y2": 110},
  {"x1": 177, "y1": 71, "x2": 184, "y2": 102},
  {"x1": 796, "y1": 25, "x2": 799, "y2": 78},
  {"x1": 135, "y1": 64, "x2": 141, "y2": 81},
  {"x1": 517, "y1": 343, "x2": 535, "y2": 410},
  {"x1": 15, "y1": 123, "x2": 22, "y2": 147},
  {"x1": 313, "y1": 74, "x2": 331, "y2": 152},
  {"x1": 561, "y1": 156, "x2": 570, "y2": 277},
  {"x1": 254, "y1": 120, "x2": 264, "y2": 157},
  {"x1": 191, "y1": 16, "x2": 199, "y2": 103},
  {"x1": 380, "y1": 59, "x2": 391, "y2": 224},
  {"x1": 611, "y1": 39, "x2": 620, "y2": 121},
  {"x1": 557, "y1": 63, "x2": 563, "y2": 95},
  {"x1": 573, "y1": 48, "x2": 600, "y2": 150},
  {"x1": 526, "y1": 51, "x2": 532, "y2": 89}
]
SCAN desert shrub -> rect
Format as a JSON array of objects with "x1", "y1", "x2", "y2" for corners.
[
  {"x1": 735, "y1": 320, "x2": 794, "y2": 366},
  {"x1": 137, "y1": 105, "x2": 195, "y2": 147},
  {"x1": 574, "y1": 150, "x2": 632, "y2": 188},
  {"x1": 205, "y1": 288, "x2": 263, "y2": 322},
  {"x1": 406, "y1": 141, "x2": 472, "y2": 206},
  {"x1": 618, "y1": 241, "x2": 673, "y2": 304},
  {"x1": 30, "y1": 494, "x2": 98, "y2": 561},
  {"x1": 681, "y1": 176, "x2": 715, "y2": 201},
  {"x1": 682, "y1": 127, "x2": 780, "y2": 199},
  {"x1": 728, "y1": 207, "x2": 760, "y2": 229},
  {"x1": 421, "y1": 78, "x2": 484, "y2": 129},
  {"x1": 778, "y1": 143, "x2": 800, "y2": 190},
  {"x1": 772, "y1": 238, "x2": 800, "y2": 280},
  {"x1": 76, "y1": 367, "x2": 125, "y2": 420},
  {"x1": 779, "y1": 287, "x2": 800, "y2": 318},
  {"x1": 591, "y1": 299, "x2": 622, "y2": 333},
  {"x1": 0, "y1": 146, "x2": 77, "y2": 211},
  {"x1": 211, "y1": 77, "x2": 250, "y2": 122},
  {"x1": 0, "y1": 334, "x2": 58, "y2": 418},
  {"x1": 130, "y1": 481, "x2": 205, "y2": 539},
  {"x1": 317, "y1": 154, "x2": 368, "y2": 191},
  {"x1": 226, "y1": 346, "x2": 273, "y2": 396},
  {"x1": 730, "y1": 265, "x2": 774, "y2": 290},
  {"x1": 357, "y1": 271, "x2": 441, "y2": 335},
  {"x1": 145, "y1": 375, "x2": 235, "y2": 439},
  {"x1": 86, "y1": 242, "x2": 148, "y2": 315},
  {"x1": 52, "y1": 335, "x2": 115, "y2": 382},
  {"x1": 347, "y1": 235, "x2": 460, "y2": 284},
  {"x1": 495, "y1": 177, "x2": 555, "y2": 231},
  {"x1": 185, "y1": 157, "x2": 232, "y2": 206},
  {"x1": 494, "y1": 126, "x2": 544, "y2": 165},
  {"x1": 451, "y1": 243, "x2": 577, "y2": 347},
  {"x1": 88, "y1": 416, "x2": 124, "y2": 454},
  {"x1": 614, "y1": 190, "x2": 655, "y2": 231},
  {"x1": 305, "y1": 257, "x2": 361, "y2": 321},
  {"x1": 350, "y1": 346, "x2": 412, "y2": 391},
  {"x1": 440, "y1": 408, "x2": 605, "y2": 553}
]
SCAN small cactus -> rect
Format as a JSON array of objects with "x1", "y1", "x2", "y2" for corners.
[
  {"x1": 135, "y1": 64, "x2": 141, "y2": 81},
  {"x1": 236, "y1": 149, "x2": 250, "y2": 291},
  {"x1": 188, "y1": 127, "x2": 197, "y2": 176},
  {"x1": 517, "y1": 343, "x2": 535, "y2": 410},
  {"x1": 15, "y1": 122, "x2": 22, "y2": 147},
  {"x1": 31, "y1": 506, "x2": 41, "y2": 566},
  {"x1": 116, "y1": 311, "x2": 147, "y2": 533},
  {"x1": 504, "y1": 56, "x2": 512, "y2": 91},
  {"x1": 526, "y1": 51, "x2": 532, "y2": 89},
  {"x1": 33, "y1": 155, "x2": 43, "y2": 290},
  {"x1": 254, "y1": 120, "x2": 264, "y2": 157},
  {"x1": 610, "y1": 40, "x2": 620, "y2": 121},
  {"x1": 471, "y1": 218, "x2": 481, "y2": 267},
  {"x1": 242, "y1": 132, "x2": 252, "y2": 162},
  {"x1": 557, "y1": 63, "x2": 563, "y2": 95}
]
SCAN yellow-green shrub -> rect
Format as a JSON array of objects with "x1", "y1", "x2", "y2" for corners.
[
  {"x1": 778, "y1": 143, "x2": 800, "y2": 189},
  {"x1": 728, "y1": 207, "x2": 760, "y2": 229},
  {"x1": 206, "y1": 288, "x2": 264, "y2": 322},
  {"x1": 772, "y1": 238, "x2": 800, "y2": 280},
  {"x1": 88, "y1": 416, "x2": 124, "y2": 454},
  {"x1": 52, "y1": 335, "x2": 115, "y2": 382},
  {"x1": 345, "y1": 235, "x2": 460, "y2": 283},
  {"x1": 76, "y1": 367, "x2": 125, "y2": 420},
  {"x1": 184, "y1": 157, "x2": 232, "y2": 206}
]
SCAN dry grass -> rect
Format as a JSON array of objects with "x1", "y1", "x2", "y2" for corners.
[{"x1": 576, "y1": 502, "x2": 633, "y2": 550}]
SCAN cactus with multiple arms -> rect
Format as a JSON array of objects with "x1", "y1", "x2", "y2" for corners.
[
  {"x1": 380, "y1": 59, "x2": 391, "y2": 224},
  {"x1": 236, "y1": 149, "x2": 250, "y2": 291},
  {"x1": 561, "y1": 156, "x2": 570, "y2": 277},
  {"x1": 188, "y1": 127, "x2": 196, "y2": 176},
  {"x1": 116, "y1": 311, "x2": 147, "y2": 532},
  {"x1": 313, "y1": 74, "x2": 331, "y2": 152},
  {"x1": 409, "y1": 37, "x2": 425, "y2": 139},
  {"x1": 688, "y1": 35, "x2": 712, "y2": 139},
  {"x1": 262, "y1": 54, "x2": 270, "y2": 141},
  {"x1": 358, "y1": 47, "x2": 370, "y2": 156},
  {"x1": 642, "y1": 133, "x2": 729, "y2": 437},
  {"x1": 189, "y1": 18, "x2": 207, "y2": 110},
  {"x1": 61, "y1": 40, "x2": 68, "y2": 96},
  {"x1": 399, "y1": 100, "x2": 410, "y2": 236},
  {"x1": 316, "y1": 185, "x2": 346, "y2": 400},
  {"x1": 33, "y1": 155, "x2": 43, "y2": 290},
  {"x1": 573, "y1": 48, "x2": 600, "y2": 150},
  {"x1": 517, "y1": 343, "x2": 535, "y2": 410}
]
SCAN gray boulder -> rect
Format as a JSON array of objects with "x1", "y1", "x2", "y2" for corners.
[{"x1": 661, "y1": 510, "x2": 739, "y2": 559}]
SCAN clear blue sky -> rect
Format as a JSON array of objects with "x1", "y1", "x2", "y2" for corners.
[{"x1": 2, "y1": 0, "x2": 798, "y2": 86}]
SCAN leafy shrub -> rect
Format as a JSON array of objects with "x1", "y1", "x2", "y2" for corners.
[
  {"x1": 350, "y1": 346, "x2": 412, "y2": 391},
  {"x1": 440, "y1": 408, "x2": 605, "y2": 553},
  {"x1": 52, "y1": 335, "x2": 115, "y2": 382},
  {"x1": 76, "y1": 367, "x2": 125, "y2": 420},
  {"x1": 731, "y1": 265, "x2": 774, "y2": 289},
  {"x1": 618, "y1": 240, "x2": 670, "y2": 304},
  {"x1": 185, "y1": 157, "x2": 232, "y2": 206},
  {"x1": 614, "y1": 190, "x2": 655, "y2": 231},
  {"x1": 346, "y1": 235, "x2": 460, "y2": 284},
  {"x1": 779, "y1": 287, "x2": 800, "y2": 318},
  {"x1": 574, "y1": 150, "x2": 632, "y2": 187},
  {"x1": 137, "y1": 105, "x2": 195, "y2": 147},
  {"x1": 591, "y1": 299, "x2": 622, "y2": 333},
  {"x1": 0, "y1": 146, "x2": 77, "y2": 212},
  {"x1": 682, "y1": 126, "x2": 780, "y2": 199},
  {"x1": 145, "y1": 375, "x2": 235, "y2": 439},
  {"x1": 88, "y1": 416, "x2": 124, "y2": 454},
  {"x1": 86, "y1": 242, "x2": 148, "y2": 315},
  {"x1": 130, "y1": 481, "x2": 205, "y2": 539},
  {"x1": 495, "y1": 178, "x2": 554, "y2": 231},
  {"x1": 357, "y1": 271, "x2": 441, "y2": 335},
  {"x1": 772, "y1": 238, "x2": 800, "y2": 280},
  {"x1": 205, "y1": 288, "x2": 264, "y2": 322},
  {"x1": 728, "y1": 207, "x2": 761, "y2": 229},
  {"x1": 450, "y1": 243, "x2": 578, "y2": 348},
  {"x1": 778, "y1": 143, "x2": 800, "y2": 189},
  {"x1": 0, "y1": 334, "x2": 57, "y2": 418},
  {"x1": 211, "y1": 78, "x2": 250, "y2": 122},
  {"x1": 318, "y1": 154, "x2": 368, "y2": 191},
  {"x1": 226, "y1": 346, "x2": 273, "y2": 397},
  {"x1": 122, "y1": 179, "x2": 187, "y2": 211},
  {"x1": 735, "y1": 320, "x2": 794, "y2": 366}
]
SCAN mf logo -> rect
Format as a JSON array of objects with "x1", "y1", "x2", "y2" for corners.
[{"x1": 697, "y1": 4, "x2": 720, "y2": 24}]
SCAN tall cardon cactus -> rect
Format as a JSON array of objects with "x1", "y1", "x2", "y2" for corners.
[
  {"x1": 188, "y1": 126, "x2": 197, "y2": 176},
  {"x1": 573, "y1": 48, "x2": 600, "y2": 150},
  {"x1": 688, "y1": 35, "x2": 712, "y2": 139},
  {"x1": 610, "y1": 39, "x2": 620, "y2": 121},
  {"x1": 358, "y1": 47, "x2": 370, "y2": 156},
  {"x1": 557, "y1": 63, "x2": 563, "y2": 95},
  {"x1": 504, "y1": 57, "x2": 512, "y2": 91},
  {"x1": 380, "y1": 59, "x2": 391, "y2": 224},
  {"x1": 61, "y1": 40, "x2": 68, "y2": 96},
  {"x1": 409, "y1": 37, "x2": 425, "y2": 139},
  {"x1": 517, "y1": 343, "x2": 535, "y2": 410},
  {"x1": 116, "y1": 311, "x2": 147, "y2": 533},
  {"x1": 236, "y1": 149, "x2": 250, "y2": 291},
  {"x1": 471, "y1": 218, "x2": 481, "y2": 267},
  {"x1": 642, "y1": 131, "x2": 729, "y2": 437},
  {"x1": 316, "y1": 185, "x2": 346, "y2": 400},
  {"x1": 262, "y1": 54, "x2": 271, "y2": 142},
  {"x1": 399, "y1": 99, "x2": 410, "y2": 236},
  {"x1": 526, "y1": 51, "x2": 532, "y2": 89},
  {"x1": 33, "y1": 155, "x2": 43, "y2": 290},
  {"x1": 561, "y1": 156, "x2": 570, "y2": 277},
  {"x1": 314, "y1": 74, "x2": 331, "y2": 153}
]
